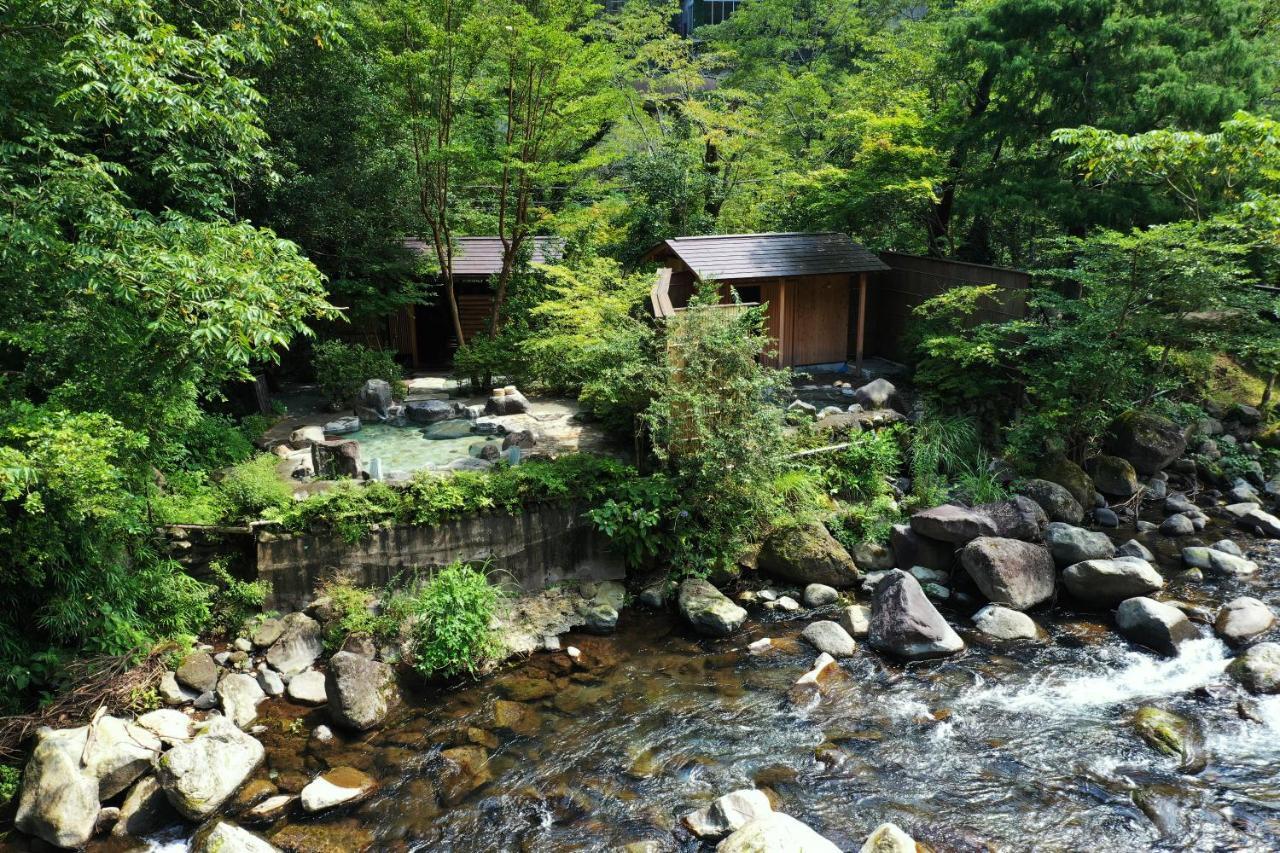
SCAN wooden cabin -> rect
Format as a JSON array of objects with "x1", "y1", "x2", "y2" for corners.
[
  {"x1": 391, "y1": 236, "x2": 562, "y2": 367},
  {"x1": 644, "y1": 232, "x2": 890, "y2": 369}
]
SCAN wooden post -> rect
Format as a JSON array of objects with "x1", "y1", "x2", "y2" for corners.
[{"x1": 855, "y1": 272, "x2": 867, "y2": 375}]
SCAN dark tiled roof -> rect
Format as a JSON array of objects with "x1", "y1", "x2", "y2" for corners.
[
  {"x1": 654, "y1": 232, "x2": 889, "y2": 280},
  {"x1": 403, "y1": 236, "x2": 563, "y2": 277}
]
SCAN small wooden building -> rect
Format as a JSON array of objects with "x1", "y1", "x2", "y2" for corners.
[
  {"x1": 392, "y1": 236, "x2": 561, "y2": 367},
  {"x1": 644, "y1": 232, "x2": 890, "y2": 369}
]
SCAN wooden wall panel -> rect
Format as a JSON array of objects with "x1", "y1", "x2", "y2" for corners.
[{"x1": 785, "y1": 274, "x2": 850, "y2": 366}]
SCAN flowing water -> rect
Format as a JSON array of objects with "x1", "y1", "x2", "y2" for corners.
[{"x1": 143, "y1": 522, "x2": 1279, "y2": 852}]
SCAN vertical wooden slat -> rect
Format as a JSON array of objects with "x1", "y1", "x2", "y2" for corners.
[{"x1": 856, "y1": 272, "x2": 867, "y2": 373}]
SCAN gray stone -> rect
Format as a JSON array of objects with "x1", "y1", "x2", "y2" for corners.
[
  {"x1": 776, "y1": 596, "x2": 801, "y2": 611},
  {"x1": 1105, "y1": 411, "x2": 1188, "y2": 475},
  {"x1": 358, "y1": 379, "x2": 394, "y2": 419},
  {"x1": 502, "y1": 429, "x2": 536, "y2": 450},
  {"x1": 868, "y1": 570, "x2": 964, "y2": 660},
  {"x1": 682, "y1": 788, "x2": 772, "y2": 839},
  {"x1": 286, "y1": 670, "x2": 328, "y2": 705},
  {"x1": 1017, "y1": 478, "x2": 1084, "y2": 524},
  {"x1": 289, "y1": 426, "x2": 325, "y2": 449},
  {"x1": 972, "y1": 605, "x2": 1038, "y2": 641},
  {"x1": 1160, "y1": 513, "x2": 1195, "y2": 536},
  {"x1": 859, "y1": 822, "x2": 918, "y2": 853},
  {"x1": 322, "y1": 415, "x2": 361, "y2": 435},
  {"x1": 177, "y1": 651, "x2": 219, "y2": 694},
  {"x1": 242, "y1": 794, "x2": 295, "y2": 825},
  {"x1": 1215, "y1": 597, "x2": 1276, "y2": 645},
  {"x1": 158, "y1": 670, "x2": 195, "y2": 706},
  {"x1": 800, "y1": 621, "x2": 857, "y2": 657},
  {"x1": 300, "y1": 767, "x2": 377, "y2": 814},
  {"x1": 1136, "y1": 520, "x2": 1158, "y2": 534},
  {"x1": 1211, "y1": 539, "x2": 1245, "y2": 557},
  {"x1": 1062, "y1": 557, "x2": 1164, "y2": 607},
  {"x1": 1093, "y1": 507, "x2": 1119, "y2": 527},
  {"x1": 973, "y1": 496, "x2": 1047, "y2": 540},
  {"x1": 803, "y1": 583, "x2": 839, "y2": 607},
  {"x1": 311, "y1": 439, "x2": 361, "y2": 479},
  {"x1": 580, "y1": 601, "x2": 619, "y2": 634},
  {"x1": 135, "y1": 709, "x2": 193, "y2": 746},
  {"x1": 758, "y1": 522, "x2": 860, "y2": 587},
  {"x1": 217, "y1": 673, "x2": 265, "y2": 729},
  {"x1": 838, "y1": 604, "x2": 871, "y2": 638},
  {"x1": 852, "y1": 378, "x2": 904, "y2": 413},
  {"x1": 1164, "y1": 493, "x2": 1197, "y2": 516},
  {"x1": 786, "y1": 399, "x2": 817, "y2": 418},
  {"x1": 193, "y1": 821, "x2": 280, "y2": 853},
  {"x1": 1236, "y1": 506, "x2": 1280, "y2": 538},
  {"x1": 83, "y1": 715, "x2": 161, "y2": 800},
  {"x1": 910, "y1": 504, "x2": 999, "y2": 544},
  {"x1": 257, "y1": 668, "x2": 285, "y2": 697},
  {"x1": 1181, "y1": 546, "x2": 1258, "y2": 577},
  {"x1": 405, "y1": 399, "x2": 454, "y2": 424},
  {"x1": 14, "y1": 726, "x2": 98, "y2": 849},
  {"x1": 423, "y1": 419, "x2": 474, "y2": 439},
  {"x1": 1145, "y1": 478, "x2": 1168, "y2": 500},
  {"x1": 959, "y1": 537, "x2": 1055, "y2": 610},
  {"x1": 718, "y1": 813, "x2": 840, "y2": 853},
  {"x1": 112, "y1": 776, "x2": 175, "y2": 839},
  {"x1": 1227, "y1": 481, "x2": 1261, "y2": 504},
  {"x1": 266, "y1": 612, "x2": 324, "y2": 676},
  {"x1": 678, "y1": 579, "x2": 747, "y2": 636},
  {"x1": 340, "y1": 631, "x2": 377, "y2": 658},
  {"x1": 639, "y1": 584, "x2": 666, "y2": 609},
  {"x1": 155, "y1": 716, "x2": 265, "y2": 821},
  {"x1": 194, "y1": 690, "x2": 218, "y2": 711},
  {"x1": 1116, "y1": 539, "x2": 1155, "y2": 561},
  {"x1": 890, "y1": 523, "x2": 953, "y2": 572},
  {"x1": 1043, "y1": 522, "x2": 1116, "y2": 565},
  {"x1": 1087, "y1": 454, "x2": 1140, "y2": 497},
  {"x1": 1115, "y1": 597, "x2": 1200, "y2": 656},
  {"x1": 1229, "y1": 642, "x2": 1280, "y2": 693},
  {"x1": 850, "y1": 541, "x2": 895, "y2": 571},
  {"x1": 250, "y1": 617, "x2": 285, "y2": 648},
  {"x1": 326, "y1": 652, "x2": 397, "y2": 731},
  {"x1": 485, "y1": 387, "x2": 530, "y2": 415}
]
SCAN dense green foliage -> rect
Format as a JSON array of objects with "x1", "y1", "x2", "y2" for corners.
[
  {"x1": 405, "y1": 562, "x2": 503, "y2": 678},
  {"x1": 312, "y1": 340, "x2": 407, "y2": 407}
]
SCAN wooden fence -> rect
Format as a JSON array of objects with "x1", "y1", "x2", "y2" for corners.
[{"x1": 865, "y1": 252, "x2": 1030, "y2": 362}]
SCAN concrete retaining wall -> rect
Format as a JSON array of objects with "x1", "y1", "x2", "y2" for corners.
[{"x1": 254, "y1": 501, "x2": 624, "y2": 611}]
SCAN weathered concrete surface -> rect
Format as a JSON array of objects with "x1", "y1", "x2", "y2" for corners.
[{"x1": 256, "y1": 502, "x2": 623, "y2": 610}]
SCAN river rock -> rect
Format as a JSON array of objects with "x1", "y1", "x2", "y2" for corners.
[
  {"x1": 250, "y1": 617, "x2": 285, "y2": 648},
  {"x1": 193, "y1": 820, "x2": 279, "y2": 853},
  {"x1": 791, "y1": 653, "x2": 841, "y2": 702},
  {"x1": 683, "y1": 788, "x2": 773, "y2": 839},
  {"x1": 678, "y1": 578, "x2": 748, "y2": 636},
  {"x1": 1160, "y1": 513, "x2": 1195, "y2": 537},
  {"x1": 959, "y1": 537, "x2": 1055, "y2": 610},
  {"x1": 868, "y1": 569, "x2": 964, "y2": 660},
  {"x1": 1215, "y1": 597, "x2": 1276, "y2": 645},
  {"x1": 1229, "y1": 642, "x2": 1280, "y2": 693},
  {"x1": 838, "y1": 604, "x2": 871, "y2": 638},
  {"x1": 580, "y1": 601, "x2": 619, "y2": 634},
  {"x1": 1235, "y1": 506, "x2": 1280, "y2": 538},
  {"x1": 852, "y1": 378, "x2": 903, "y2": 412},
  {"x1": 177, "y1": 651, "x2": 219, "y2": 694},
  {"x1": 485, "y1": 386, "x2": 530, "y2": 416},
  {"x1": 405, "y1": 399, "x2": 454, "y2": 424},
  {"x1": 243, "y1": 793, "x2": 295, "y2": 824},
  {"x1": 112, "y1": 776, "x2": 175, "y2": 838},
  {"x1": 1093, "y1": 507, "x2": 1119, "y2": 527},
  {"x1": 851, "y1": 541, "x2": 895, "y2": 571},
  {"x1": 1115, "y1": 597, "x2": 1200, "y2": 656},
  {"x1": 300, "y1": 767, "x2": 377, "y2": 813},
  {"x1": 266, "y1": 612, "x2": 323, "y2": 676},
  {"x1": 1106, "y1": 411, "x2": 1187, "y2": 475},
  {"x1": 800, "y1": 621, "x2": 857, "y2": 657},
  {"x1": 158, "y1": 671, "x2": 195, "y2": 706},
  {"x1": 424, "y1": 419, "x2": 474, "y2": 439},
  {"x1": 135, "y1": 709, "x2": 193, "y2": 746},
  {"x1": 758, "y1": 522, "x2": 860, "y2": 587},
  {"x1": 14, "y1": 726, "x2": 98, "y2": 849},
  {"x1": 326, "y1": 651, "x2": 397, "y2": 731},
  {"x1": 81, "y1": 714, "x2": 162, "y2": 800},
  {"x1": 909, "y1": 504, "x2": 998, "y2": 544},
  {"x1": 1164, "y1": 493, "x2": 1197, "y2": 516},
  {"x1": 1116, "y1": 539, "x2": 1155, "y2": 561},
  {"x1": 1133, "y1": 706, "x2": 1206, "y2": 773},
  {"x1": 973, "y1": 496, "x2": 1047, "y2": 540},
  {"x1": 890, "y1": 523, "x2": 953, "y2": 572},
  {"x1": 717, "y1": 813, "x2": 841, "y2": 853},
  {"x1": 217, "y1": 673, "x2": 266, "y2": 729},
  {"x1": 155, "y1": 715, "x2": 264, "y2": 821},
  {"x1": 287, "y1": 670, "x2": 328, "y2": 705},
  {"x1": 257, "y1": 668, "x2": 285, "y2": 697},
  {"x1": 1040, "y1": 457, "x2": 1097, "y2": 508},
  {"x1": 860, "y1": 821, "x2": 917, "y2": 853},
  {"x1": 1062, "y1": 557, "x2": 1164, "y2": 607},
  {"x1": 1043, "y1": 522, "x2": 1116, "y2": 565},
  {"x1": 1087, "y1": 454, "x2": 1140, "y2": 497},
  {"x1": 972, "y1": 605, "x2": 1038, "y2": 641},
  {"x1": 1017, "y1": 478, "x2": 1084, "y2": 524},
  {"x1": 311, "y1": 438, "x2": 361, "y2": 478},
  {"x1": 1181, "y1": 546, "x2": 1257, "y2": 577},
  {"x1": 803, "y1": 583, "x2": 839, "y2": 607}
]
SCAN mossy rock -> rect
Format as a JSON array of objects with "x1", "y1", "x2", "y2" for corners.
[
  {"x1": 1258, "y1": 422, "x2": 1280, "y2": 450},
  {"x1": 1038, "y1": 457, "x2": 1096, "y2": 509},
  {"x1": 1105, "y1": 410, "x2": 1188, "y2": 475},
  {"x1": 758, "y1": 522, "x2": 860, "y2": 588},
  {"x1": 1133, "y1": 706, "x2": 1205, "y2": 773}
]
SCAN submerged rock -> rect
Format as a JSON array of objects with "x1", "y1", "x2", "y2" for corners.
[
  {"x1": 300, "y1": 767, "x2": 377, "y2": 813},
  {"x1": 1062, "y1": 557, "x2": 1163, "y2": 607},
  {"x1": 1115, "y1": 597, "x2": 1200, "y2": 656},
  {"x1": 972, "y1": 605, "x2": 1038, "y2": 641},
  {"x1": 682, "y1": 789, "x2": 772, "y2": 839},
  {"x1": 959, "y1": 536, "x2": 1055, "y2": 610},
  {"x1": 1017, "y1": 478, "x2": 1084, "y2": 524},
  {"x1": 326, "y1": 651, "x2": 397, "y2": 731},
  {"x1": 14, "y1": 726, "x2": 98, "y2": 849},
  {"x1": 677, "y1": 578, "x2": 747, "y2": 637},
  {"x1": 868, "y1": 570, "x2": 964, "y2": 660},
  {"x1": 860, "y1": 821, "x2": 918, "y2": 853},
  {"x1": 1215, "y1": 597, "x2": 1276, "y2": 645},
  {"x1": 155, "y1": 716, "x2": 265, "y2": 821},
  {"x1": 1133, "y1": 706, "x2": 1206, "y2": 773},
  {"x1": 717, "y1": 813, "x2": 841, "y2": 853},
  {"x1": 758, "y1": 522, "x2": 860, "y2": 587},
  {"x1": 1229, "y1": 642, "x2": 1280, "y2": 694},
  {"x1": 1044, "y1": 523, "x2": 1116, "y2": 566},
  {"x1": 800, "y1": 621, "x2": 857, "y2": 657}
]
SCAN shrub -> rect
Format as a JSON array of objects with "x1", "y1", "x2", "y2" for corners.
[
  {"x1": 218, "y1": 454, "x2": 293, "y2": 520},
  {"x1": 830, "y1": 494, "x2": 903, "y2": 548},
  {"x1": 206, "y1": 560, "x2": 270, "y2": 637},
  {"x1": 586, "y1": 473, "x2": 680, "y2": 569},
  {"x1": 318, "y1": 580, "x2": 396, "y2": 651},
  {"x1": 313, "y1": 340, "x2": 406, "y2": 407},
  {"x1": 150, "y1": 469, "x2": 226, "y2": 525},
  {"x1": 816, "y1": 426, "x2": 904, "y2": 502},
  {"x1": 0, "y1": 765, "x2": 19, "y2": 805},
  {"x1": 406, "y1": 562, "x2": 502, "y2": 678},
  {"x1": 162, "y1": 412, "x2": 256, "y2": 472}
]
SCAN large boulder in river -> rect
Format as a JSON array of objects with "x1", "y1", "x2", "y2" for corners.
[
  {"x1": 678, "y1": 579, "x2": 747, "y2": 637},
  {"x1": 868, "y1": 569, "x2": 964, "y2": 660},
  {"x1": 15, "y1": 726, "x2": 99, "y2": 849},
  {"x1": 1215, "y1": 597, "x2": 1276, "y2": 645},
  {"x1": 1235, "y1": 505, "x2": 1280, "y2": 539},
  {"x1": 1039, "y1": 457, "x2": 1097, "y2": 509},
  {"x1": 155, "y1": 716, "x2": 264, "y2": 821},
  {"x1": 1062, "y1": 557, "x2": 1164, "y2": 607},
  {"x1": 1115, "y1": 597, "x2": 1200, "y2": 656},
  {"x1": 1181, "y1": 546, "x2": 1257, "y2": 577},
  {"x1": 1229, "y1": 642, "x2": 1280, "y2": 694},
  {"x1": 1105, "y1": 411, "x2": 1188, "y2": 475},
  {"x1": 1086, "y1": 454, "x2": 1140, "y2": 498},
  {"x1": 718, "y1": 813, "x2": 841, "y2": 853},
  {"x1": 1016, "y1": 478, "x2": 1084, "y2": 524},
  {"x1": 972, "y1": 496, "x2": 1046, "y2": 541},
  {"x1": 266, "y1": 612, "x2": 324, "y2": 676},
  {"x1": 909, "y1": 504, "x2": 998, "y2": 544},
  {"x1": 890, "y1": 523, "x2": 953, "y2": 572},
  {"x1": 326, "y1": 651, "x2": 397, "y2": 731},
  {"x1": 972, "y1": 605, "x2": 1039, "y2": 641},
  {"x1": 82, "y1": 714, "x2": 161, "y2": 800},
  {"x1": 959, "y1": 537, "x2": 1055, "y2": 610},
  {"x1": 758, "y1": 522, "x2": 860, "y2": 588},
  {"x1": 1043, "y1": 522, "x2": 1115, "y2": 566}
]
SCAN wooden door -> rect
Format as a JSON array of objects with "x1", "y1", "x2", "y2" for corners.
[{"x1": 784, "y1": 274, "x2": 850, "y2": 366}]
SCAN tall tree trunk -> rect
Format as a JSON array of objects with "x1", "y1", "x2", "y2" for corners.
[{"x1": 926, "y1": 66, "x2": 996, "y2": 257}]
